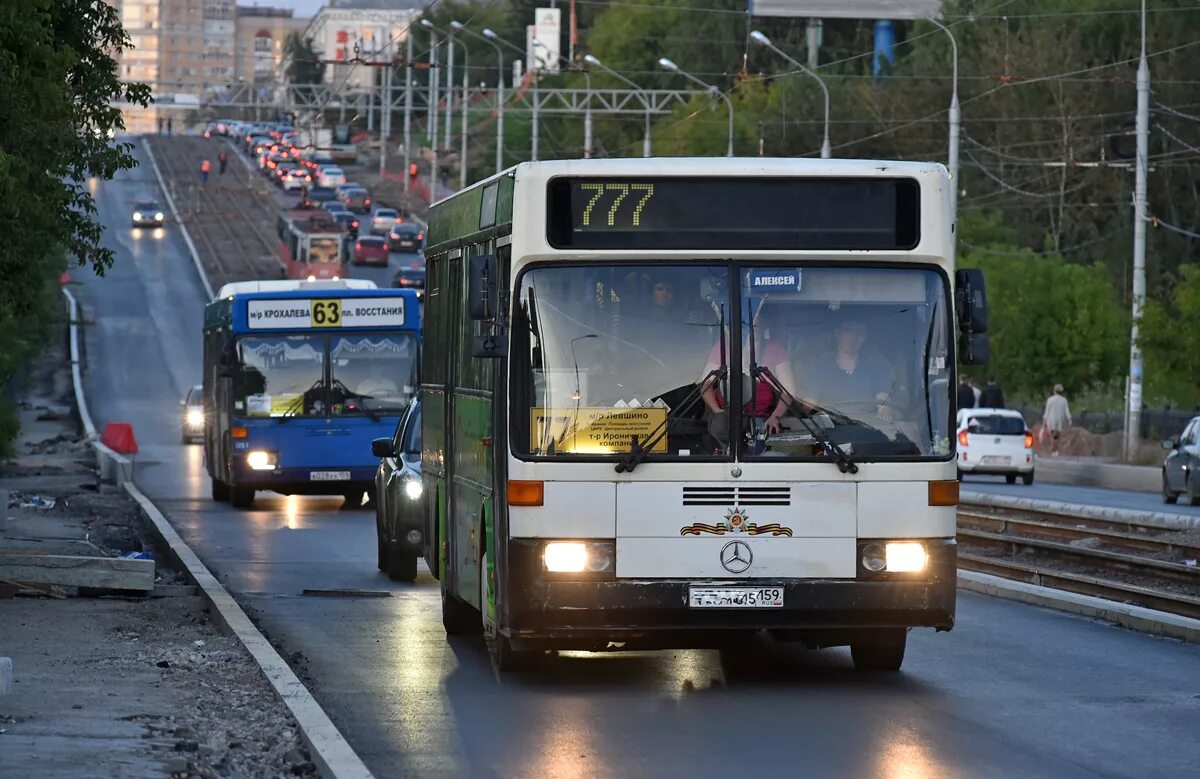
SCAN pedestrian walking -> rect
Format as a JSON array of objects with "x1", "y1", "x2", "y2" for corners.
[
  {"x1": 1042, "y1": 384, "x2": 1072, "y2": 455},
  {"x1": 979, "y1": 377, "x2": 1005, "y2": 409},
  {"x1": 157, "y1": 116, "x2": 164, "y2": 135},
  {"x1": 969, "y1": 377, "x2": 982, "y2": 407},
  {"x1": 957, "y1": 375, "x2": 975, "y2": 411},
  {"x1": 200, "y1": 158, "x2": 212, "y2": 184},
  {"x1": 166, "y1": 117, "x2": 173, "y2": 135},
  {"x1": 218, "y1": 150, "x2": 228, "y2": 175}
]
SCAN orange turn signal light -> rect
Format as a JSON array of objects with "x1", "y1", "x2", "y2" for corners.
[
  {"x1": 231, "y1": 427, "x2": 249, "y2": 439},
  {"x1": 507, "y1": 480, "x2": 544, "y2": 506},
  {"x1": 928, "y1": 480, "x2": 959, "y2": 506}
]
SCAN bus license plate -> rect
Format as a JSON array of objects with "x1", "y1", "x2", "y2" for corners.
[
  {"x1": 310, "y1": 470, "x2": 351, "y2": 481},
  {"x1": 688, "y1": 587, "x2": 784, "y2": 608}
]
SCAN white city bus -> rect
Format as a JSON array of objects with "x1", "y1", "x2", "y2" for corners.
[{"x1": 421, "y1": 158, "x2": 988, "y2": 671}]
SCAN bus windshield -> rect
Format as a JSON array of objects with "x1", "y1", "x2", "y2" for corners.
[
  {"x1": 234, "y1": 332, "x2": 417, "y2": 418},
  {"x1": 512, "y1": 264, "x2": 953, "y2": 461},
  {"x1": 513, "y1": 264, "x2": 731, "y2": 458},
  {"x1": 307, "y1": 236, "x2": 341, "y2": 264},
  {"x1": 331, "y1": 333, "x2": 417, "y2": 414}
]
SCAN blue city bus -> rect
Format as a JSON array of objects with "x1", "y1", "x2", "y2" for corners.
[{"x1": 202, "y1": 280, "x2": 421, "y2": 509}]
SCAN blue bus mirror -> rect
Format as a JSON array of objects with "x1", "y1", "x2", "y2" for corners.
[{"x1": 468, "y1": 254, "x2": 497, "y2": 321}]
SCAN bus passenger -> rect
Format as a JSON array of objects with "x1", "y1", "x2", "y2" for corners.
[{"x1": 700, "y1": 326, "x2": 796, "y2": 440}]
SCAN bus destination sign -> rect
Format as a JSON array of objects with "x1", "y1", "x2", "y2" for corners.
[
  {"x1": 546, "y1": 176, "x2": 920, "y2": 250},
  {"x1": 246, "y1": 297, "x2": 406, "y2": 330}
]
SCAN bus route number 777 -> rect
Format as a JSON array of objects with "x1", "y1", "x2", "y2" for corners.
[{"x1": 579, "y1": 183, "x2": 655, "y2": 229}]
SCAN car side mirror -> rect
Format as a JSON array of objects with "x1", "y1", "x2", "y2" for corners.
[
  {"x1": 371, "y1": 438, "x2": 393, "y2": 458},
  {"x1": 1162, "y1": 438, "x2": 1178, "y2": 450}
]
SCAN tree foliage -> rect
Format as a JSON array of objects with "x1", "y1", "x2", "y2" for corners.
[
  {"x1": 1140, "y1": 264, "x2": 1200, "y2": 407},
  {"x1": 285, "y1": 33, "x2": 326, "y2": 86},
  {"x1": 0, "y1": 0, "x2": 148, "y2": 452}
]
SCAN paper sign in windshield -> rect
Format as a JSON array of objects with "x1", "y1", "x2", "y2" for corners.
[{"x1": 530, "y1": 407, "x2": 668, "y2": 454}]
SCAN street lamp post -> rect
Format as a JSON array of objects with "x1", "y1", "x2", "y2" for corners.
[
  {"x1": 455, "y1": 21, "x2": 505, "y2": 176},
  {"x1": 532, "y1": 37, "x2": 592, "y2": 158},
  {"x1": 421, "y1": 24, "x2": 439, "y2": 201},
  {"x1": 749, "y1": 31, "x2": 830, "y2": 159},
  {"x1": 927, "y1": 18, "x2": 960, "y2": 262},
  {"x1": 657, "y1": 57, "x2": 733, "y2": 157},
  {"x1": 483, "y1": 29, "x2": 534, "y2": 161},
  {"x1": 584, "y1": 54, "x2": 652, "y2": 158},
  {"x1": 402, "y1": 30, "x2": 413, "y2": 192}
]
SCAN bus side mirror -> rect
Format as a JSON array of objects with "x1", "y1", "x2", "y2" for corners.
[
  {"x1": 468, "y1": 254, "x2": 497, "y2": 321},
  {"x1": 955, "y1": 268, "x2": 989, "y2": 365}
]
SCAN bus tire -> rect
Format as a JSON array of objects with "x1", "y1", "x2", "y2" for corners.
[
  {"x1": 211, "y1": 478, "x2": 230, "y2": 502},
  {"x1": 230, "y1": 484, "x2": 255, "y2": 509},
  {"x1": 386, "y1": 543, "x2": 417, "y2": 582},
  {"x1": 441, "y1": 588, "x2": 481, "y2": 636},
  {"x1": 342, "y1": 489, "x2": 367, "y2": 510},
  {"x1": 850, "y1": 629, "x2": 906, "y2": 672}
]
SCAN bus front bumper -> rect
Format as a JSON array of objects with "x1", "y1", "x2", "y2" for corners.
[{"x1": 504, "y1": 539, "x2": 956, "y2": 648}]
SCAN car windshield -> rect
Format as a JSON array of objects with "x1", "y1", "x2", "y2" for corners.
[
  {"x1": 330, "y1": 334, "x2": 418, "y2": 414},
  {"x1": 235, "y1": 335, "x2": 325, "y2": 418},
  {"x1": 375, "y1": 210, "x2": 398, "y2": 218},
  {"x1": 511, "y1": 263, "x2": 953, "y2": 462},
  {"x1": 512, "y1": 264, "x2": 731, "y2": 458},
  {"x1": 966, "y1": 415, "x2": 1025, "y2": 435},
  {"x1": 135, "y1": 202, "x2": 158, "y2": 211}
]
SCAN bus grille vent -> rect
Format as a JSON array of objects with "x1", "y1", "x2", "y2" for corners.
[{"x1": 682, "y1": 486, "x2": 791, "y2": 506}]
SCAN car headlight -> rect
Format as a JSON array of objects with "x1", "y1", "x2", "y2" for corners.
[
  {"x1": 404, "y1": 477, "x2": 423, "y2": 500},
  {"x1": 155, "y1": 212, "x2": 164, "y2": 221},
  {"x1": 132, "y1": 212, "x2": 142, "y2": 221},
  {"x1": 185, "y1": 409, "x2": 204, "y2": 428},
  {"x1": 246, "y1": 450, "x2": 277, "y2": 471},
  {"x1": 543, "y1": 541, "x2": 615, "y2": 574}
]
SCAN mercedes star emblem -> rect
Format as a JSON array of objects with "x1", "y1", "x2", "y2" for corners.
[{"x1": 720, "y1": 540, "x2": 752, "y2": 574}]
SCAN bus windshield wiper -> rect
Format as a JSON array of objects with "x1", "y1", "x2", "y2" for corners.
[
  {"x1": 278, "y1": 377, "x2": 325, "y2": 423},
  {"x1": 616, "y1": 305, "x2": 726, "y2": 474},
  {"x1": 333, "y1": 378, "x2": 381, "y2": 422},
  {"x1": 746, "y1": 304, "x2": 858, "y2": 474}
]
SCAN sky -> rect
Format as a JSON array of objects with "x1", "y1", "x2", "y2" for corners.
[{"x1": 242, "y1": 0, "x2": 326, "y2": 17}]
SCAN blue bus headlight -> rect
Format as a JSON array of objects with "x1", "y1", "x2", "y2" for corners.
[
  {"x1": 246, "y1": 450, "x2": 277, "y2": 471},
  {"x1": 403, "y1": 477, "x2": 423, "y2": 500}
]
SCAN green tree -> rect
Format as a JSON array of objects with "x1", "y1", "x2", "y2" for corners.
[
  {"x1": 1140, "y1": 263, "x2": 1200, "y2": 407},
  {"x1": 0, "y1": 0, "x2": 148, "y2": 454},
  {"x1": 285, "y1": 33, "x2": 326, "y2": 85}
]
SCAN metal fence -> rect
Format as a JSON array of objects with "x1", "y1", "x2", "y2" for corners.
[{"x1": 1011, "y1": 404, "x2": 1198, "y2": 441}]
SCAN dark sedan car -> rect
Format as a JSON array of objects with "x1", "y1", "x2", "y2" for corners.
[
  {"x1": 331, "y1": 211, "x2": 360, "y2": 236},
  {"x1": 386, "y1": 223, "x2": 425, "y2": 252},
  {"x1": 132, "y1": 201, "x2": 165, "y2": 228},
  {"x1": 391, "y1": 260, "x2": 425, "y2": 299},
  {"x1": 1163, "y1": 415, "x2": 1200, "y2": 505},
  {"x1": 372, "y1": 399, "x2": 422, "y2": 581}
]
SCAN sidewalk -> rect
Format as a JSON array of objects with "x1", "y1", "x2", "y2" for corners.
[{"x1": 0, "y1": 336, "x2": 312, "y2": 778}]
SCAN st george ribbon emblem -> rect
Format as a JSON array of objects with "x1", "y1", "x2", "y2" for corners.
[{"x1": 680, "y1": 507, "x2": 793, "y2": 537}]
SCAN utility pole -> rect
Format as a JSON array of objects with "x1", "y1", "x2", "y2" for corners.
[
  {"x1": 928, "y1": 18, "x2": 960, "y2": 263},
  {"x1": 443, "y1": 39, "x2": 454, "y2": 162},
  {"x1": 403, "y1": 32, "x2": 413, "y2": 192},
  {"x1": 460, "y1": 49, "x2": 469, "y2": 188},
  {"x1": 428, "y1": 29, "x2": 439, "y2": 203},
  {"x1": 379, "y1": 58, "x2": 390, "y2": 178},
  {"x1": 1126, "y1": 0, "x2": 1150, "y2": 460}
]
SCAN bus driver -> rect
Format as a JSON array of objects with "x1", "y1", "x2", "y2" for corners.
[{"x1": 803, "y1": 313, "x2": 895, "y2": 425}]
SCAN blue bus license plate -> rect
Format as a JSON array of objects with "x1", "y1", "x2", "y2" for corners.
[{"x1": 310, "y1": 471, "x2": 351, "y2": 481}]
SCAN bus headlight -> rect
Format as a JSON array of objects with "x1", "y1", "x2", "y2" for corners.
[
  {"x1": 861, "y1": 543, "x2": 887, "y2": 572},
  {"x1": 543, "y1": 541, "x2": 614, "y2": 574},
  {"x1": 403, "y1": 477, "x2": 423, "y2": 500},
  {"x1": 246, "y1": 450, "x2": 277, "y2": 471},
  {"x1": 185, "y1": 409, "x2": 204, "y2": 428},
  {"x1": 885, "y1": 542, "x2": 927, "y2": 573}
]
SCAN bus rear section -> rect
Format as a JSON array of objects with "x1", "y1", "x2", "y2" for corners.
[
  {"x1": 203, "y1": 281, "x2": 420, "y2": 508},
  {"x1": 422, "y1": 159, "x2": 989, "y2": 671},
  {"x1": 277, "y1": 209, "x2": 350, "y2": 281}
]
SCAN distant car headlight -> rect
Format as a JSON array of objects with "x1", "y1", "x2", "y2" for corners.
[
  {"x1": 246, "y1": 450, "x2": 277, "y2": 471},
  {"x1": 404, "y1": 477, "x2": 423, "y2": 500},
  {"x1": 132, "y1": 212, "x2": 143, "y2": 221},
  {"x1": 185, "y1": 409, "x2": 204, "y2": 428},
  {"x1": 155, "y1": 212, "x2": 164, "y2": 221}
]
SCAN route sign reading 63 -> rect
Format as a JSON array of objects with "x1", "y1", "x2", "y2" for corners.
[{"x1": 310, "y1": 299, "x2": 342, "y2": 327}]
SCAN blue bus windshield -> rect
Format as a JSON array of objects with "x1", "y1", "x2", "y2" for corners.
[{"x1": 235, "y1": 332, "x2": 416, "y2": 418}]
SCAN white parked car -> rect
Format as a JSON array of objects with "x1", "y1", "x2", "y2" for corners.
[
  {"x1": 318, "y1": 166, "x2": 347, "y2": 188},
  {"x1": 280, "y1": 167, "x2": 312, "y2": 191},
  {"x1": 956, "y1": 408, "x2": 1035, "y2": 484}
]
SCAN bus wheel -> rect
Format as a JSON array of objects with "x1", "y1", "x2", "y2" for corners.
[
  {"x1": 230, "y1": 485, "x2": 255, "y2": 509},
  {"x1": 441, "y1": 588, "x2": 481, "y2": 636},
  {"x1": 386, "y1": 542, "x2": 417, "y2": 582},
  {"x1": 342, "y1": 489, "x2": 367, "y2": 510},
  {"x1": 211, "y1": 478, "x2": 230, "y2": 502},
  {"x1": 850, "y1": 629, "x2": 906, "y2": 672}
]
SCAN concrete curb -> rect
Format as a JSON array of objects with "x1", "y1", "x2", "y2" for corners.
[
  {"x1": 960, "y1": 489, "x2": 1200, "y2": 532},
  {"x1": 62, "y1": 287, "x2": 133, "y2": 485},
  {"x1": 959, "y1": 570, "x2": 1200, "y2": 644},
  {"x1": 125, "y1": 484, "x2": 375, "y2": 779},
  {"x1": 142, "y1": 136, "x2": 215, "y2": 299}
]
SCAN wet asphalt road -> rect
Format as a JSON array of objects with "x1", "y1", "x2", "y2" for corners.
[{"x1": 73, "y1": 140, "x2": 1200, "y2": 778}]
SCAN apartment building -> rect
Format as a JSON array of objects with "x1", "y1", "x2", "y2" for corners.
[{"x1": 234, "y1": 6, "x2": 310, "y2": 84}]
